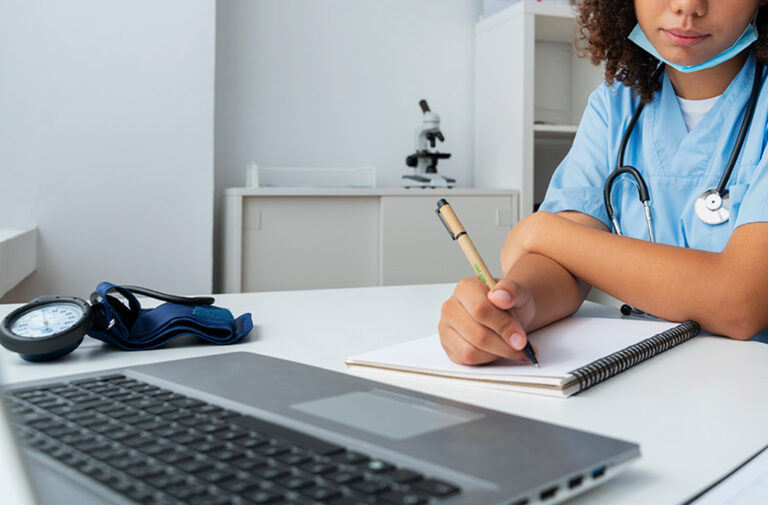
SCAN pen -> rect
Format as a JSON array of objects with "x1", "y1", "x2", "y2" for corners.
[{"x1": 435, "y1": 198, "x2": 539, "y2": 368}]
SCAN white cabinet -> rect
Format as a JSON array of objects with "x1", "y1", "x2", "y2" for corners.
[
  {"x1": 474, "y1": 2, "x2": 604, "y2": 216},
  {"x1": 221, "y1": 188, "x2": 518, "y2": 293}
]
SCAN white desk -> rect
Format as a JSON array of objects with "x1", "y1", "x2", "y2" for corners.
[{"x1": 1, "y1": 283, "x2": 767, "y2": 505}]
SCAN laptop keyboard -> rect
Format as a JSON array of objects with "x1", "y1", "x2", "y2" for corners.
[{"x1": 4, "y1": 374, "x2": 462, "y2": 505}]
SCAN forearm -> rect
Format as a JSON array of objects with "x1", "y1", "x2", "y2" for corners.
[
  {"x1": 523, "y1": 212, "x2": 758, "y2": 338},
  {"x1": 502, "y1": 252, "x2": 589, "y2": 332}
]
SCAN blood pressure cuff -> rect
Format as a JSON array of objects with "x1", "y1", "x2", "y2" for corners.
[{"x1": 88, "y1": 282, "x2": 253, "y2": 350}]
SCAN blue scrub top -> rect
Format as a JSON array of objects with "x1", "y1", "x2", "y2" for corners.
[{"x1": 539, "y1": 53, "x2": 768, "y2": 342}]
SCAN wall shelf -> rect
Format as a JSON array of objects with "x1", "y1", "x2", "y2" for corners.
[
  {"x1": 475, "y1": 2, "x2": 603, "y2": 215},
  {"x1": 0, "y1": 227, "x2": 37, "y2": 298}
]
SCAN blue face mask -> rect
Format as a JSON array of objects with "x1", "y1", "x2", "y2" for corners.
[{"x1": 628, "y1": 22, "x2": 758, "y2": 73}]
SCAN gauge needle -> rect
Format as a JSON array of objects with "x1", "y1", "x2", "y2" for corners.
[{"x1": 41, "y1": 309, "x2": 50, "y2": 329}]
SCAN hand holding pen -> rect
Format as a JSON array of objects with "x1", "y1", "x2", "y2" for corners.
[{"x1": 436, "y1": 199, "x2": 540, "y2": 367}]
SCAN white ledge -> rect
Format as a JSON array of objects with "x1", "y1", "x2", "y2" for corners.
[{"x1": 0, "y1": 227, "x2": 37, "y2": 298}]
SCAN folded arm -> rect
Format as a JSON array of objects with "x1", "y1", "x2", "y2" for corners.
[{"x1": 508, "y1": 211, "x2": 768, "y2": 340}]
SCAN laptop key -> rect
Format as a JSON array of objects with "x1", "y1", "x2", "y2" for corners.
[
  {"x1": 381, "y1": 491, "x2": 428, "y2": 505},
  {"x1": 123, "y1": 435, "x2": 155, "y2": 448},
  {"x1": 146, "y1": 474, "x2": 186, "y2": 488},
  {"x1": 252, "y1": 465, "x2": 290, "y2": 481},
  {"x1": 197, "y1": 468, "x2": 237, "y2": 484},
  {"x1": 277, "y1": 475, "x2": 315, "y2": 490},
  {"x1": 387, "y1": 469, "x2": 424, "y2": 484},
  {"x1": 411, "y1": 478, "x2": 461, "y2": 498},
  {"x1": 334, "y1": 451, "x2": 370, "y2": 465},
  {"x1": 366, "y1": 459, "x2": 396, "y2": 474},
  {"x1": 300, "y1": 461, "x2": 337, "y2": 475},
  {"x1": 155, "y1": 449, "x2": 194, "y2": 465},
  {"x1": 170, "y1": 398, "x2": 205, "y2": 409},
  {"x1": 276, "y1": 451, "x2": 312, "y2": 466},
  {"x1": 220, "y1": 476, "x2": 261, "y2": 494},
  {"x1": 242, "y1": 488, "x2": 285, "y2": 504},
  {"x1": 237, "y1": 433, "x2": 269, "y2": 449},
  {"x1": 329, "y1": 498, "x2": 369, "y2": 505},
  {"x1": 196, "y1": 439, "x2": 226, "y2": 453},
  {"x1": 177, "y1": 459, "x2": 215, "y2": 474},
  {"x1": 350, "y1": 479, "x2": 391, "y2": 495},
  {"x1": 166, "y1": 481, "x2": 208, "y2": 500},
  {"x1": 325, "y1": 470, "x2": 364, "y2": 485},
  {"x1": 171, "y1": 432, "x2": 206, "y2": 445},
  {"x1": 188, "y1": 494, "x2": 237, "y2": 505},
  {"x1": 301, "y1": 485, "x2": 342, "y2": 501},
  {"x1": 154, "y1": 426, "x2": 188, "y2": 438},
  {"x1": 230, "y1": 454, "x2": 268, "y2": 471},
  {"x1": 209, "y1": 447, "x2": 247, "y2": 462},
  {"x1": 163, "y1": 409, "x2": 195, "y2": 422},
  {"x1": 255, "y1": 441, "x2": 291, "y2": 457},
  {"x1": 231, "y1": 415, "x2": 345, "y2": 456},
  {"x1": 215, "y1": 427, "x2": 249, "y2": 441},
  {"x1": 140, "y1": 444, "x2": 167, "y2": 457}
]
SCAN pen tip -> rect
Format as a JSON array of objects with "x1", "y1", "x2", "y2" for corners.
[{"x1": 535, "y1": 363, "x2": 540, "y2": 368}]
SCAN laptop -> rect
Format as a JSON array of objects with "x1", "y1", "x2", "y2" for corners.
[{"x1": 0, "y1": 351, "x2": 640, "y2": 505}]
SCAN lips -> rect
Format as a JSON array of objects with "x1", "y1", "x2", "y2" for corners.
[{"x1": 662, "y1": 29, "x2": 709, "y2": 46}]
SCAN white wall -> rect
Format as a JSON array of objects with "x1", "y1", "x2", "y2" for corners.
[
  {"x1": 0, "y1": 0, "x2": 216, "y2": 302},
  {"x1": 214, "y1": 0, "x2": 480, "y2": 289}
]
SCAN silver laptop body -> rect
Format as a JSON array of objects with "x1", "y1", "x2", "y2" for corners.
[{"x1": 1, "y1": 351, "x2": 640, "y2": 505}]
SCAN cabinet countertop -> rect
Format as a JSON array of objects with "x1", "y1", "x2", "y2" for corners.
[{"x1": 224, "y1": 187, "x2": 519, "y2": 197}]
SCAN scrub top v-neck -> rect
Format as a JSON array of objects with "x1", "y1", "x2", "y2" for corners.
[
  {"x1": 539, "y1": 54, "x2": 768, "y2": 342},
  {"x1": 540, "y1": 54, "x2": 768, "y2": 254}
]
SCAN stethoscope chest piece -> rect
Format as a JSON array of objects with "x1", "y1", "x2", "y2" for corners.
[{"x1": 694, "y1": 188, "x2": 730, "y2": 225}]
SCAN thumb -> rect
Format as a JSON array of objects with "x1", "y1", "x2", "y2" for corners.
[
  {"x1": 487, "y1": 279, "x2": 536, "y2": 331},
  {"x1": 487, "y1": 286, "x2": 514, "y2": 310}
]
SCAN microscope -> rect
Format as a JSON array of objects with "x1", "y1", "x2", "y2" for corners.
[{"x1": 403, "y1": 100, "x2": 455, "y2": 188}]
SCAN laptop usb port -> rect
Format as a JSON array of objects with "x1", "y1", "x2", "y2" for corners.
[
  {"x1": 540, "y1": 486, "x2": 558, "y2": 500},
  {"x1": 568, "y1": 475, "x2": 584, "y2": 489},
  {"x1": 592, "y1": 466, "x2": 606, "y2": 479}
]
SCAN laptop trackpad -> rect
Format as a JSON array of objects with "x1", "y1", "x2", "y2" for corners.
[{"x1": 292, "y1": 389, "x2": 483, "y2": 440}]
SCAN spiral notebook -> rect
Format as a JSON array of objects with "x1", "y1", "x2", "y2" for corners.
[{"x1": 345, "y1": 317, "x2": 700, "y2": 397}]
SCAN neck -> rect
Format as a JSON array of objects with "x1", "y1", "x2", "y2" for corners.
[{"x1": 667, "y1": 51, "x2": 750, "y2": 100}]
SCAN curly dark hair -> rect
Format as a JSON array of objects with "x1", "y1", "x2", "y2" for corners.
[{"x1": 574, "y1": 1, "x2": 768, "y2": 102}]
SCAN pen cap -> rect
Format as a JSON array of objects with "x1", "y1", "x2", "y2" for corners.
[
  {"x1": 435, "y1": 200, "x2": 496, "y2": 289},
  {"x1": 435, "y1": 200, "x2": 465, "y2": 237}
]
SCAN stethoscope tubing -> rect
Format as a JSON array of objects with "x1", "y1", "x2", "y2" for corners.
[
  {"x1": 604, "y1": 60, "x2": 762, "y2": 318},
  {"x1": 605, "y1": 61, "x2": 763, "y2": 237}
]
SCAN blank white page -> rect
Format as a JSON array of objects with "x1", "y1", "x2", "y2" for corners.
[{"x1": 347, "y1": 317, "x2": 679, "y2": 385}]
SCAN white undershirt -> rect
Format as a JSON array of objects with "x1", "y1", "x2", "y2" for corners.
[{"x1": 676, "y1": 95, "x2": 720, "y2": 131}]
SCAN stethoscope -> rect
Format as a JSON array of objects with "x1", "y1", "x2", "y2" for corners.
[
  {"x1": 603, "y1": 61, "x2": 763, "y2": 316},
  {"x1": 604, "y1": 61, "x2": 763, "y2": 239}
]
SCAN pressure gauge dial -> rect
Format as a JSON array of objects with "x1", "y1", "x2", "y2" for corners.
[{"x1": 0, "y1": 296, "x2": 93, "y2": 361}]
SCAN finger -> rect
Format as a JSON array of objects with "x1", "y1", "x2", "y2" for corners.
[
  {"x1": 487, "y1": 279, "x2": 536, "y2": 338},
  {"x1": 454, "y1": 278, "x2": 529, "y2": 352},
  {"x1": 443, "y1": 290, "x2": 531, "y2": 362},
  {"x1": 439, "y1": 319, "x2": 500, "y2": 365}
]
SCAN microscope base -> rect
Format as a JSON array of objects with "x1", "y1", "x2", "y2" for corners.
[{"x1": 402, "y1": 174, "x2": 456, "y2": 189}]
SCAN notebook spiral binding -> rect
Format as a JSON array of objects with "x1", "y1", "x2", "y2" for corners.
[{"x1": 569, "y1": 320, "x2": 701, "y2": 394}]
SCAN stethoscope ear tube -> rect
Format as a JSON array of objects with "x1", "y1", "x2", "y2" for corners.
[{"x1": 716, "y1": 61, "x2": 763, "y2": 197}]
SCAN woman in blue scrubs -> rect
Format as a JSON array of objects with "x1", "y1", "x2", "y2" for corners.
[{"x1": 439, "y1": 0, "x2": 768, "y2": 365}]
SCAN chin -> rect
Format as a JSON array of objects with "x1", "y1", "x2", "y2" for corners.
[{"x1": 660, "y1": 48, "x2": 710, "y2": 68}]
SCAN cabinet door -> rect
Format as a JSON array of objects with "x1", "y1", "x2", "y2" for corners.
[
  {"x1": 380, "y1": 195, "x2": 517, "y2": 286},
  {"x1": 242, "y1": 197, "x2": 379, "y2": 291}
]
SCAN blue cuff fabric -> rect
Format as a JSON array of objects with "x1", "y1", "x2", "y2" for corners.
[{"x1": 88, "y1": 282, "x2": 253, "y2": 351}]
